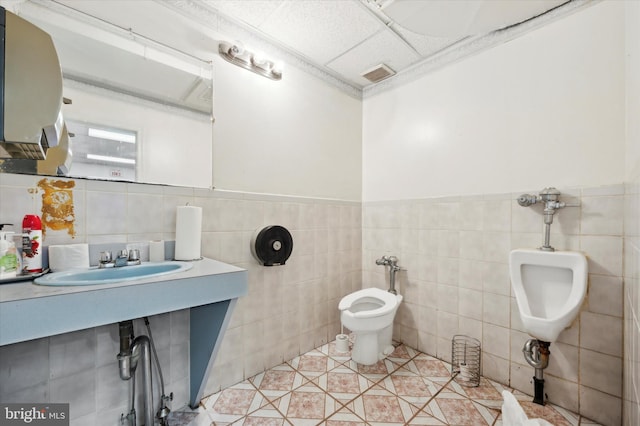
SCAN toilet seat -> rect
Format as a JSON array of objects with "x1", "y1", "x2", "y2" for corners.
[{"x1": 339, "y1": 288, "x2": 400, "y2": 319}]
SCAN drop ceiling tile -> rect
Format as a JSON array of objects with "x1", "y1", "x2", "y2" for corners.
[
  {"x1": 394, "y1": 25, "x2": 465, "y2": 58},
  {"x1": 327, "y1": 29, "x2": 421, "y2": 87},
  {"x1": 258, "y1": 0, "x2": 383, "y2": 64},
  {"x1": 203, "y1": 0, "x2": 285, "y2": 28}
]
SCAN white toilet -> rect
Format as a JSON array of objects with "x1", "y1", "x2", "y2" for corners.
[
  {"x1": 509, "y1": 249, "x2": 588, "y2": 342},
  {"x1": 339, "y1": 287, "x2": 403, "y2": 365}
]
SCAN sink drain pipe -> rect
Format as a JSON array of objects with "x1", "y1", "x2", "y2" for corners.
[
  {"x1": 118, "y1": 320, "x2": 154, "y2": 426},
  {"x1": 522, "y1": 339, "x2": 550, "y2": 405}
]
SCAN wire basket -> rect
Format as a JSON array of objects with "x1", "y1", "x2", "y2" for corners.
[{"x1": 451, "y1": 335, "x2": 481, "y2": 387}]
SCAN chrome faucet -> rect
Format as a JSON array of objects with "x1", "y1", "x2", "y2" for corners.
[
  {"x1": 376, "y1": 255, "x2": 400, "y2": 294},
  {"x1": 99, "y1": 249, "x2": 141, "y2": 268}
]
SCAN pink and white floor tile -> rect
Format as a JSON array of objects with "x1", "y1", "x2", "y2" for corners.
[
  {"x1": 175, "y1": 339, "x2": 602, "y2": 425},
  {"x1": 311, "y1": 364, "x2": 377, "y2": 406},
  {"x1": 271, "y1": 381, "x2": 342, "y2": 426},
  {"x1": 422, "y1": 388, "x2": 500, "y2": 425},
  {"x1": 201, "y1": 380, "x2": 276, "y2": 424},
  {"x1": 250, "y1": 363, "x2": 311, "y2": 402},
  {"x1": 348, "y1": 384, "x2": 424, "y2": 425}
]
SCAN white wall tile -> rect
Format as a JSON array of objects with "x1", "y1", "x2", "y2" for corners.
[
  {"x1": 96, "y1": 363, "x2": 129, "y2": 412},
  {"x1": 482, "y1": 293, "x2": 510, "y2": 327},
  {"x1": 437, "y1": 230, "x2": 459, "y2": 258},
  {"x1": 451, "y1": 261, "x2": 477, "y2": 292},
  {"x1": 544, "y1": 375, "x2": 579, "y2": 414},
  {"x1": 436, "y1": 257, "x2": 459, "y2": 285},
  {"x1": 50, "y1": 370, "x2": 96, "y2": 420},
  {"x1": 86, "y1": 191, "x2": 128, "y2": 235},
  {"x1": 482, "y1": 353, "x2": 509, "y2": 385},
  {"x1": 581, "y1": 235, "x2": 623, "y2": 276},
  {"x1": 2, "y1": 173, "x2": 630, "y2": 424},
  {"x1": 580, "y1": 311, "x2": 623, "y2": 357},
  {"x1": 436, "y1": 310, "x2": 458, "y2": 341},
  {"x1": 458, "y1": 288, "x2": 483, "y2": 321},
  {"x1": 0, "y1": 338, "x2": 49, "y2": 396},
  {"x1": 581, "y1": 196, "x2": 624, "y2": 235},
  {"x1": 49, "y1": 329, "x2": 96, "y2": 379},
  {"x1": 579, "y1": 385, "x2": 622, "y2": 426},
  {"x1": 459, "y1": 231, "x2": 484, "y2": 260},
  {"x1": 482, "y1": 262, "x2": 511, "y2": 296},
  {"x1": 459, "y1": 200, "x2": 484, "y2": 231},
  {"x1": 482, "y1": 232, "x2": 510, "y2": 263},
  {"x1": 580, "y1": 349, "x2": 622, "y2": 397},
  {"x1": 587, "y1": 274, "x2": 623, "y2": 317},
  {"x1": 482, "y1": 200, "x2": 511, "y2": 232},
  {"x1": 545, "y1": 342, "x2": 578, "y2": 383},
  {"x1": 437, "y1": 284, "x2": 458, "y2": 314},
  {"x1": 482, "y1": 323, "x2": 510, "y2": 359},
  {"x1": 509, "y1": 330, "x2": 530, "y2": 367}
]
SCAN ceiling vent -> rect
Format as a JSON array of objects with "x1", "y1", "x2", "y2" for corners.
[{"x1": 361, "y1": 63, "x2": 395, "y2": 84}]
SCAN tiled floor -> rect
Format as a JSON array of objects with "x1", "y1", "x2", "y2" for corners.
[{"x1": 170, "y1": 341, "x2": 601, "y2": 426}]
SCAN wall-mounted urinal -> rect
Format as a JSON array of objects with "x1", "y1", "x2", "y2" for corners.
[
  {"x1": 511, "y1": 187, "x2": 586, "y2": 405},
  {"x1": 509, "y1": 248, "x2": 588, "y2": 343}
]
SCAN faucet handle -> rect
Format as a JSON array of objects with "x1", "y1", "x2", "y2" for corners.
[
  {"x1": 117, "y1": 249, "x2": 129, "y2": 259},
  {"x1": 100, "y1": 251, "x2": 112, "y2": 263},
  {"x1": 128, "y1": 249, "x2": 140, "y2": 262}
]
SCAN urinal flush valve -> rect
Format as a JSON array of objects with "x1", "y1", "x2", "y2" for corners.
[
  {"x1": 517, "y1": 187, "x2": 579, "y2": 252},
  {"x1": 517, "y1": 187, "x2": 565, "y2": 220}
]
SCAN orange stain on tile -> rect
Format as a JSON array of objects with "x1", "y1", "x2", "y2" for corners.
[{"x1": 37, "y1": 178, "x2": 76, "y2": 237}]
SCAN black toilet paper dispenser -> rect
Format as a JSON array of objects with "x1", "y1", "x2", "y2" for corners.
[{"x1": 251, "y1": 225, "x2": 293, "y2": 266}]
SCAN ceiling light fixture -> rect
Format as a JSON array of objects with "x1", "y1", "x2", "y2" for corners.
[
  {"x1": 86, "y1": 154, "x2": 136, "y2": 165},
  {"x1": 88, "y1": 128, "x2": 136, "y2": 143},
  {"x1": 218, "y1": 41, "x2": 282, "y2": 81}
]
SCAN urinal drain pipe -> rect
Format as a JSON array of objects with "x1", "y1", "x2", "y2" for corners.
[{"x1": 522, "y1": 339, "x2": 550, "y2": 405}]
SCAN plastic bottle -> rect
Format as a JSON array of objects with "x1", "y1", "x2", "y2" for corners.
[
  {"x1": 22, "y1": 214, "x2": 43, "y2": 273},
  {"x1": 0, "y1": 224, "x2": 19, "y2": 279}
]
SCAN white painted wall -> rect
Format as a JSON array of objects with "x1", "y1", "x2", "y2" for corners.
[
  {"x1": 627, "y1": 0, "x2": 640, "y2": 181},
  {"x1": 624, "y1": 1, "x2": 640, "y2": 425},
  {"x1": 212, "y1": 55, "x2": 362, "y2": 201},
  {"x1": 363, "y1": 1, "x2": 626, "y2": 202}
]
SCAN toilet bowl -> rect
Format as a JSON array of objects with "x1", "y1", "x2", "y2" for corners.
[
  {"x1": 339, "y1": 287, "x2": 403, "y2": 365},
  {"x1": 509, "y1": 249, "x2": 588, "y2": 342}
]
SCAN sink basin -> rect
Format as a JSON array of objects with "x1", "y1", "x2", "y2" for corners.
[{"x1": 34, "y1": 261, "x2": 193, "y2": 286}]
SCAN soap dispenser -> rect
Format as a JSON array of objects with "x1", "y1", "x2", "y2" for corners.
[{"x1": 0, "y1": 224, "x2": 19, "y2": 279}]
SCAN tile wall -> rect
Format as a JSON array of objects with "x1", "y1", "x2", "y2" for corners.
[
  {"x1": 0, "y1": 173, "x2": 362, "y2": 425},
  {"x1": 624, "y1": 174, "x2": 640, "y2": 425},
  {"x1": 362, "y1": 185, "x2": 625, "y2": 426}
]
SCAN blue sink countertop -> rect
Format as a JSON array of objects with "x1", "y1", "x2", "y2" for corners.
[{"x1": 0, "y1": 257, "x2": 247, "y2": 346}]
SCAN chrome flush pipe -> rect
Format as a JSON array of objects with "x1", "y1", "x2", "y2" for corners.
[
  {"x1": 376, "y1": 255, "x2": 400, "y2": 294},
  {"x1": 517, "y1": 187, "x2": 578, "y2": 252}
]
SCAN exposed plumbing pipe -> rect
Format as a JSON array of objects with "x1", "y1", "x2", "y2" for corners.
[
  {"x1": 375, "y1": 255, "x2": 400, "y2": 294},
  {"x1": 144, "y1": 317, "x2": 172, "y2": 425},
  {"x1": 522, "y1": 339, "x2": 550, "y2": 405},
  {"x1": 516, "y1": 187, "x2": 579, "y2": 252},
  {"x1": 118, "y1": 321, "x2": 154, "y2": 426}
]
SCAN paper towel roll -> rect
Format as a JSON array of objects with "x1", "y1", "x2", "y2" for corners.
[
  {"x1": 48, "y1": 243, "x2": 90, "y2": 272},
  {"x1": 175, "y1": 206, "x2": 202, "y2": 260},
  {"x1": 149, "y1": 240, "x2": 165, "y2": 262}
]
